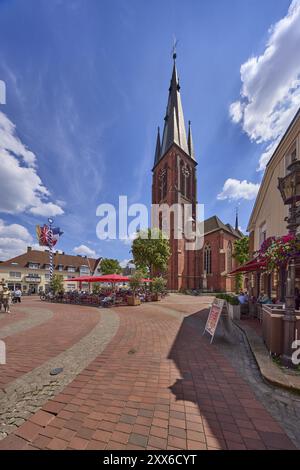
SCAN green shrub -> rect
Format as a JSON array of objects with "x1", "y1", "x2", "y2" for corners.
[{"x1": 216, "y1": 293, "x2": 239, "y2": 305}]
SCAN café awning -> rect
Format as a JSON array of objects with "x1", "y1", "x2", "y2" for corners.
[{"x1": 229, "y1": 258, "x2": 267, "y2": 276}]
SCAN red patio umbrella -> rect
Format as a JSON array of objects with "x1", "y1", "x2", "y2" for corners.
[{"x1": 64, "y1": 274, "x2": 130, "y2": 283}]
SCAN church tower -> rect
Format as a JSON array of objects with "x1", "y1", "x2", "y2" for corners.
[{"x1": 152, "y1": 54, "x2": 198, "y2": 290}]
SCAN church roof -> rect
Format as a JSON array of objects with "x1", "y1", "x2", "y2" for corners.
[
  {"x1": 203, "y1": 216, "x2": 243, "y2": 238},
  {"x1": 154, "y1": 59, "x2": 195, "y2": 166}
]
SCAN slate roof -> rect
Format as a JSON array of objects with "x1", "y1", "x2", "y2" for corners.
[
  {"x1": 154, "y1": 59, "x2": 195, "y2": 166},
  {"x1": 203, "y1": 216, "x2": 243, "y2": 238}
]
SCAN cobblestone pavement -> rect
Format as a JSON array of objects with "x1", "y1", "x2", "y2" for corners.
[{"x1": 0, "y1": 294, "x2": 297, "y2": 450}]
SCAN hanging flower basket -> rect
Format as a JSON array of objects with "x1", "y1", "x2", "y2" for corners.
[{"x1": 258, "y1": 234, "x2": 300, "y2": 272}]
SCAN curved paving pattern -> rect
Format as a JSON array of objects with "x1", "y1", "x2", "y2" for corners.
[
  {"x1": 0, "y1": 299, "x2": 101, "y2": 389},
  {"x1": 0, "y1": 294, "x2": 296, "y2": 450},
  {"x1": 0, "y1": 309, "x2": 30, "y2": 330},
  {"x1": 0, "y1": 308, "x2": 119, "y2": 440},
  {"x1": 0, "y1": 307, "x2": 53, "y2": 340}
]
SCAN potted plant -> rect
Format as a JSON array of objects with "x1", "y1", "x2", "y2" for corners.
[
  {"x1": 127, "y1": 272, "x2": 142, "y2": 306},
  {"x1": 216, "y1": 293, "x2": 240, "y2": 320},
  {"x1": 151, "y1": 277, "x2": 167, "y2": 301}
]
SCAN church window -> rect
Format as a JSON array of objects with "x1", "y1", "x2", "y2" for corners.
[
  {"x1": 204, "y1": 244, "x2": 212, "y2": 275},
  {"x1": 227, "y1": 241, "x2": 232, "y2": 273}
]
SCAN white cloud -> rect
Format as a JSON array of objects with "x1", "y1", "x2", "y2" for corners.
[
  {"x1": 0, "y1": 111, "x2": 64, "y2": 216},
  {"x1": 229, "y1": 101, "x2": 244, "y2": 124},
  {"x1": 73, "y1": 244, "x2": 97, "y2": 257},
  {"x1": 230, "y1": 0, "x2": 300, "y2": 170},
  {"x1": 0, "y1": 219, "x2": 32, "y2": 260},
  {"x1": 217, "y1": 179, "x2": 260, "y2": 201},
  {"x1": 121, "y1": 232, "x2": 137, "y2": 245},
  {"x1": 119, "y1": 258, "x2": 135, "y2": 269}
]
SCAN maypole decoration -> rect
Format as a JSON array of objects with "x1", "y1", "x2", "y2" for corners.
[{"x1": 36, "y1": 219, "x2": 63, "y2": 286}]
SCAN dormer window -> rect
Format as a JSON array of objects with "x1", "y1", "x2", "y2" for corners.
[
  {"x1": 67, "y1": 266, "x2": 76, "y2": 273},
  {"x1": 28, "y1": 263, "x2": 39, "y2": 269}
]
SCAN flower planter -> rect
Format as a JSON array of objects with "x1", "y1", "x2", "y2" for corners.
[
  {"x1": 126, "y1": 295, "x2": 141, "y2": 306},
  {"x1": 151, "y1": 293, "x2": 161, "y2": 301},
  {"x1": 227, "y1": 302, "x2": 241, "y2": 320}
]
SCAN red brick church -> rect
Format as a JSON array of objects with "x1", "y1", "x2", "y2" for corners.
[{"x1": 152, "y1": 56, "x2": 242, "y2": 292}]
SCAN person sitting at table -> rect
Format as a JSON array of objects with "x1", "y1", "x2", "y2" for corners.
[
  {"x1": 238, "y1": 292, "x2": 247, "y2": 304},
  {"x1": 258, "y1": 293, "x2": 272, "y2": 304}
]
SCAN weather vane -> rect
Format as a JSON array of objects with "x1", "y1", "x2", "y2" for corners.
[{"x1": 172, "y1": 36, "x2": 178, "y2": 60}]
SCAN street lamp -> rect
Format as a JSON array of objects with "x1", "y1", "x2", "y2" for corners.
[{"x1": 278, "y1": 159, "x2": 300, "y2": 368}]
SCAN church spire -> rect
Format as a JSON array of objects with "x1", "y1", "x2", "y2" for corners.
[
  {"x1": 235, "y1": 207, "x2": 239, "y2": 231},
  {"x1": 187, "y1": 120, "x2": 195, "y2": 159},
  {"x1": 160, "y1": 57, "x2": 189, "y2": 158},
  {"x1": 153, "y1": 126, "x2": 161, "y2": 166}
]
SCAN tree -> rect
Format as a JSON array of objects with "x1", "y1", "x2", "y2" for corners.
[
  {"x1": 233, "y1": 237, "x2": 250, "y2": 265},
  {"x1": 129, "y1": 271, "x2": 143, "y2": 295},
  {"x1": 92, "y1": 283, "x2": 101, "y2": 294},
  {"x1": 233, "y1": 237, "x2": 249, "y2": 293},
  {"x1": 50, "y1": 274, "x2": 64, "y2": 294},
  {"x1": 131, "y1": 228, "x2": 171, "y2": 276},
  {"x1": 100, "y1": 258, "x2": 122, "y2": 275},
  {"x1": 152, "y1": 276, "x2": 167, "y2": 294}
]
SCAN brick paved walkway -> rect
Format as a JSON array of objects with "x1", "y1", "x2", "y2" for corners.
[
  {"x1": 0, "y1": 295, "x2": 296, "y2": 450},
  {"x1": 0, "y1": 309, "x2": 30, "y2": 329},
  {"x1": 0, "y1": 298, "x2": 101, "y2": 389}
]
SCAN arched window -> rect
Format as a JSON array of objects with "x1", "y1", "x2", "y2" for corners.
[
  {"x1": 163, "y1": 164, "x2": 168, "y2": 199},
  {"x1": 180, "y1": 160, "x2": 184, "y2": 195},
  {"x1": 158, "y1": 166, "x2": 167, "y2": 201},
  {"x1": 204, "y1": 244, "x2": 212, "y2": 275},
  {"x1": 227, "y1": 241, "x2": 232, "y2": 273},
  {"x1": 186, "y1": 166, "x2": 191, "y2": 199}
]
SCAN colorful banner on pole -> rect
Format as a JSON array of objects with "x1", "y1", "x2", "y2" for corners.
[{"x1": 36, "y1": 224, "x2": 63, "y2": 247}]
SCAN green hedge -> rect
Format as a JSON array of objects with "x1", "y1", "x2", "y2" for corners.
[{"x1": 216, "y1": 293, "x2": 240, "y2": 306}]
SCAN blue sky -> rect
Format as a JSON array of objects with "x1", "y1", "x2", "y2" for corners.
[{"x1": 0, "y1": 0, "x2": 300, "y2": 264}]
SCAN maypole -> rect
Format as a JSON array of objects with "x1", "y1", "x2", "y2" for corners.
[
  {"x1": 47, "y1": 218, "x2": 54, "y2": 284},
  {"x1": 36, "y1": 219, "x2": 63, "y2": 293}
]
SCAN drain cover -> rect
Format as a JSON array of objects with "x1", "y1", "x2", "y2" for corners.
[{"x1": 50, "y1": 367, "x2": 63, "y2": 376}]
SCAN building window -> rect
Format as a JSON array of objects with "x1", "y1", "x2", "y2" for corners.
[
  {"x1": 158, "y1": 166, "x2": 167, "y2": 201},
  {"x1": 58, "y1": 265, "x2": 63, "y2": 271},
  {"x1": 259, "y1": 223, "x2": 267, "y2": 248},
  {"x1": 9, "y1": 271, "x2": 21, "y2": 278},
  {"x1": 285, "y1": 146, "x2": 296, "y2": 175},
  {"x1": 227, "y1": 242, "x2": 232, "y2": 273},
  {"x1": 28, "y1": 263, "x2": 39, "y2": 269},
  {"x1": 80, "y1": 266, "x2": 90, "y2": 274},
  {"x1": 45, "y1": 274, "x2": 50, "y2": 280},
  {"x1": 204, "y1": 244, "x2": 212, "y2": 275},
  {"x1": 67, "y1": 266, "x2": 76, "y2": 272}
]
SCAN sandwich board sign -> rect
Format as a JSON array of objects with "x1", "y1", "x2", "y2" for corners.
[{"x1": 203, "y1": 298, "x2": 225, "y2": 343}]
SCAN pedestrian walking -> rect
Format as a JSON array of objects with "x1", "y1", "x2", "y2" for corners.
[
  {"x1": 14, "y1": 288, "x2": 22, "y2": 303},
  {"x1": 2, "y1": 287, "x2": 12, "y2": 313}
]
